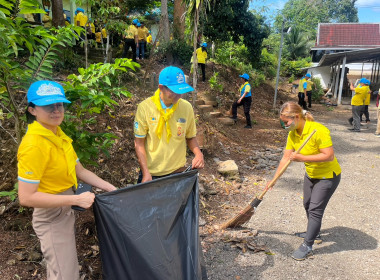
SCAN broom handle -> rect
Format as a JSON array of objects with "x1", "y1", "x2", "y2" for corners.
[{"x1": 256, "y1": 129, "x2": 317, "y2": 200}]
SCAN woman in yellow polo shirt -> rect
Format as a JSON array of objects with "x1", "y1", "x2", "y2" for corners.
[
  {"x1": 17, "y1": 80, "x2": 117, "y2": 279},
  {"x1": 196, "y1": 42, "x2": 208, "y2": 82},
  {"x1": 268, "y1": 101, "x2": 341, "y2": 261}
]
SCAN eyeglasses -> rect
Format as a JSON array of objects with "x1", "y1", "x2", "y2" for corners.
[{"x1": 39, "y1": 103, "x2": 66, "y2": 113}]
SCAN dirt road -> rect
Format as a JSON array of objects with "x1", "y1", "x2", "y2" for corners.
[{"x1": 205, "y1": 104, "x2": 380, "y2": 279}]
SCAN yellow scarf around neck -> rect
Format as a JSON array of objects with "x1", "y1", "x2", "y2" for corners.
[{"x1": 151, "y1": 89, "x2": 180, "y2": 142}]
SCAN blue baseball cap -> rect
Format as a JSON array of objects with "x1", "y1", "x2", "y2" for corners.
[
  {"x1": 44, "y1": 8, "x2": 49, "y2": 12},
  {"x1": 159, "y1": 66, "x2": 194, "y2": 94},
  {"x1": 359, "y1": 78, "x2": 366, "y2": 84},
  {"x1": 364, "y1": 78, "x2": 370, "y2": 85},
  {"x1": 202, "y1": 42, "x2": 207, "y2": 47},
  {"x1": 27, "y1": 81, "x2": 71, "y2": 106},
  {"x1": 137, "y1": 23, "x2": 141, "y2": 27},
  {"x1": 132, "y1": 19, "x2": 139, "y2": 25},
  {"x1": 239, "y1": 73, "x2": 249, "y2": 80},
  {"x1": 305, "y1": 73, "x2": 311, "y2": 78}
]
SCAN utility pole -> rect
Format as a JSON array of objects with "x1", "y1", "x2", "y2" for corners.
[{"x1": 273, "y1": 19, "x2": 285, "y2": 110}]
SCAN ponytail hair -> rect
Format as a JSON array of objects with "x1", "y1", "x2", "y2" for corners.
[{"x1": 280, "y1": 101, "x2": 314, "y2": 122}]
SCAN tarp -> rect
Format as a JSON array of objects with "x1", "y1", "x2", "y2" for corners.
[{"x1": 93, "y1": 170, "x2": 206, "y2": 280}]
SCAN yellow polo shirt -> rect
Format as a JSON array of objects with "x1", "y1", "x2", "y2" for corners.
[
  {"x1": 364, "y1": 86, "x2": 371, "y2": 105},
  {"x1": 74, "y1": 12, "x2": 87, "y2": 27},
  {"x1": 351, "y1": 85, "x2": 367, "y2": 106},
  {"x1": 303, "y1": 80, "x2": 313, "y2": 91},
  {"x1": 196, "y1": 47, "x2": 207, "y2": 64},
  {"x1": 134, "y1": 98, "x2": 197, "y2": 176},
  {"x1": 138, "y1": 26, "x2": 149, "y2": 41},
  {"x1": 125, "y1": 24, "x2": 138, "y2": 39},
  {"x1": 18, "y1": 121, "x2": 78, "y2": 194},
  {"x1": 285, "y1": 120, "x2": 341, "y2": 179},
  {"x1": 298, "y1": 78, "x2": 305, "y2": 93}
]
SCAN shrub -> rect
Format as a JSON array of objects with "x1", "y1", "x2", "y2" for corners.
[
  {"x1": 281, "y1": 58, "x2": 312, "y2": 77},
  {"x1": 154, "y1": 39, "x2": 193, "y2": 66},
  {"x1": 311, "y1": 77, "x2": 324, "y2": 101}
]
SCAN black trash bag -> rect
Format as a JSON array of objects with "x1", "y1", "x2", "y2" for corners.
[{"x1": 93, "y1": 170, "x2": 206, "y2": 280}]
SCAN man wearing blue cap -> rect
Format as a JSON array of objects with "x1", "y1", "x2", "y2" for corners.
[
  {"x1": 123, "y1": 19, "x2": 139, "y2": 62},
  {"x1": 196, "y1": 42, "x2": 208, "y2": 81},
  {"x1": 42, "y1": 9, "x2": 52, "y2": 28},
  {"x1": 348, "y1": 78, "x2": 368, "y2": 132},
  {"x1": 134, "y1": 66, "x2": 204, "y2": 183},
  {"x1": 303, "y1": 73, "x2": 314, "y2": 108},
  {"x1": 231, "y1": 73, "x2": 252, "y2": 128}
]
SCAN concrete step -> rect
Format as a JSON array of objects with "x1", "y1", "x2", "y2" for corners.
[
  {"x1": 209, "y1": 111, "x2": 222, "y2": 118},
  {"x1": 198, "y1": 105, "x2": 214, "y2": 113},
  {"x1": 204, "y1": 100, "x2": 218, "y2": 107},
  {"x1": 217, "y1": 117, "x2": 235, "y2": 126},
  {"x1": 195, "y1": 99, "x2": 205, "y2": 106}
]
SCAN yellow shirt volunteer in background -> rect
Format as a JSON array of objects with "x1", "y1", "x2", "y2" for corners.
[
  {"x1": 138, "y1": 26, "x2": 149, "y2": 41},
  {"x1": 351, "y1": 84, "x2": 368, "y2": 106},
  {"x1": 134, "y1": 99, "x2": 197, "y2": 176},
  {"x1": 17, "y1": 121, "x2": 78, "y2": 194},
  {"x1": 147, "y1": 34, "x2": 152, "y2": 44},
  {"x1": 286, "y1": 120, "x2": 341, "y2": 179},
  {"x1": 196, "y1": 47, "x2": 207, "y2": 64},
  {"x1": 125, "y1": 24, "x2": 138, "y2": 39},
  {"x1": 74, "y1": 12, "x2": 87, "y2": 27}
]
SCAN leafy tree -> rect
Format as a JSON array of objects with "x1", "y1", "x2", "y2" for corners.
[
  {"x1": 284, "y1": 27, "x2": 313, "y2": 60},
  {"x1": 204, "y1": 0, "x2": 270, "y2": 65},
  {"x1": 274, "y1": 0, "x2": 358, "y2": 37}
]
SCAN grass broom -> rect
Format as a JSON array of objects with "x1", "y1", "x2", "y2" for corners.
[{"x1": 220, "y1": 129, "x2": 317, "y2": 229}]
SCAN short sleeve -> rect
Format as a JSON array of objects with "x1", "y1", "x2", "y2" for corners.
[
  {"x1": 18, "y1": 145, "x2": 49, "y2": 184},
  {"x1": 316, "y1": 129, "x2": 333, "y2": 149},
  {"x1": 303, "y1": 82, "x2": 307, "y2": 89},
  {"x1": 134, "y1": 103, "x2": 148, "y2": 138}
]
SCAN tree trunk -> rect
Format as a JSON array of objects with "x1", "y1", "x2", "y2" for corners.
[
  {"x1": 160, "y1": 0, "x2": 170, "y2": 42},
  {"x1": 191, "y1": 8, "x2": 199, "y2": 107},
  {"x1": 173, "y1": 0, "x2": 186, "y2": 40},
  {"x1": 51, "y1": 0, "x2": 65, "y2": 27}
]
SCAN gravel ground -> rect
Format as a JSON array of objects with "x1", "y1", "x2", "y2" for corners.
[{"x1": 205, "y1": 104, "x2": 380, "y2": 280}]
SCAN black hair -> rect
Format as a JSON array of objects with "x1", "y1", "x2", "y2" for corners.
[{"x1": 26, "y1": 102, "x2": 36, "y2": 124}]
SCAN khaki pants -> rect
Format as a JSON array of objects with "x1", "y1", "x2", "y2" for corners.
[{"x1": 32, "y1": 189, "x2": 80, "y2": 280}]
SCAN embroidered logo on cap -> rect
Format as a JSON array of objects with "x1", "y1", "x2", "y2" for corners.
[
  {"x1": 177, "y1": 72, "x2": 184, "y2": 84},
  {"x1": 36, "y1": 84, "x2": 64, "y2": 96}
]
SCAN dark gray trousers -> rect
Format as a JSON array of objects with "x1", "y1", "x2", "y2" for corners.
[{"x1": 303, "y1": 172, "x2": 341, "y2": 246}]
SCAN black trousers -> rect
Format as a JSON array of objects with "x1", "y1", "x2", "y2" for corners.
[
  {"x1": 199, "y1": 63, "x2": 206, "y2": 81},
  {"x1": 360, "y1": 105, "x2": 370, "y2": 122},
  {"x1": 298, "y1": 92, "x2": 307, "y2": 109},
  {"x1": 303, "y1": 172, "x2": 340, "y2": 246},
  {"x1": 232, "y1": 96, "x2": 252, "y2": 126},
  {"x1": 123, "y1": 38, "x2": 137, "y2": 62},
  {"x1": 306, "y1": 91, "x2": 312, "y2": 108}
]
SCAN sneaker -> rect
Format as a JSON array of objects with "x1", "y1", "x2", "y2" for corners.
[
  {"x1": 295, "y1": 232, "x2": 322, "y2": 244},
  {"x1": 244, "y1": 125, "x2": 252, "y2": 129},
  {"x1": 375, "y1": 133, "x2": 380, "y2": 137},
  {"x1": 348, "y1": 119, "x2": 353, "y2": 126},
  {"x1": 347, "y1": 128, "x2": 360, "y2": 132},
  {"x1": 292, "y1": 243, "x2": 313, "y2": 261}
]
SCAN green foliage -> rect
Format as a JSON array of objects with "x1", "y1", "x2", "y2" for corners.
[
  {"x1": 280, "y1": 58, "x2": 311, "y2": 77},
  {"x1": 208, "y1": 72, "x2": 223, "y2": 92},
  {"x1": 62, "y1": 58, "x2": 139, "y2": 165},
  {"x1": 311, "y1": 77, "x2": 324, "y2": 101},
  {"x1": 205, "y1": 0, "x2": 269, "y2": 64},
  {"x1": 289, "y1": 74, "x2": 295, "y2": 83},
  {"x1": 0, "y1": 182, "x2": 18, "y2": 201},
  {"x1": 284, "y1": 27, "x2": 313, "y2": 60},
  {"x1": 258, "y1": 48, "x2": 277, "y2": 79},
  {"x1": 154, "y1": 39, "x2": 193, "y2": 66},
  {"x1": 274, "y1": 0, "x2": 358, "y2": 37}
]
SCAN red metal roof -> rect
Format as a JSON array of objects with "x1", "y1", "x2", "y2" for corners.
[{"x1": 315, "y1": 23, "x2": 380, "y2": 48}]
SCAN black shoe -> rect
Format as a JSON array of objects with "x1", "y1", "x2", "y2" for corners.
[
  {"x1": 308, "y1": 105, "x2": 311, "y2": 108},
  {"x1": 348, "y1": 128, "x2": 360, "y2": 132},
  {"x1": 348, "y1": 119, "x2": 353, "y2": 126},
  {"x1": 295, "y1": 232, "x2": 322, "y2": 244},
  {"x1": 244, "y1": 125, "x2": 252, "y2": 129}
]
